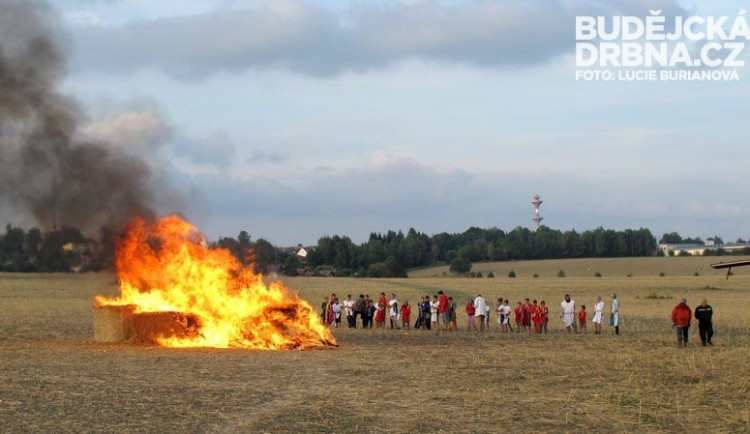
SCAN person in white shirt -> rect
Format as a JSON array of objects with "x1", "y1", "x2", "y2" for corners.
[
  {"x1": 591, "y1": 295, "x2": 605, "y2": 334},
  {"x1": 496, "y1": 298, "x2": 504, "y2": 325},
  {"x1": 560, "y1": 294, "x2": 577, "y2": 333},
  {"x1": 343, "y1": 294, "x2": 356, "y2": 328},
  {"x1": 474, "y1": 294, "x2": 488, "y2": 331},
  {"x1": 388, "y1": 293, "x2": 401, "y2": 330},
  {"x1": 501, "y1": 300, "x2": 512, "y2": 333},
  {"x1": 611, "y1": 293, "x2": 620, "y2": 335},
  {"x1": 430, "y1": 295, "x2": 439, "y2": 330},
  {"x1": 331, "y1": 298, "x2": 342, "y2": 328}
]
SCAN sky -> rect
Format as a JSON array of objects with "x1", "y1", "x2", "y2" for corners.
[{"x1": 22, "y1": 0, "x2": 750, "y2": 245}]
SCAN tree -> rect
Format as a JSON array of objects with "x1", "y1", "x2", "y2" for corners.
[
  {"x1": 660, "y1": 232, "x2": 683, "y2": 244},
  {"x1": 449, "y1": 256, "x2": 471, "y2": 274},
  {"x1": 682, "y1": 237, "x2": 704, "y2": 245},
  {"x1": 367, "y1": 256, "x2": 405, "y2": 278},
  {"x1": 1, "y1": 225, "x2": 25, "y2": 271},
  {"x1": 252, "y1": 239, "x2": 277, "y2": 274},
  {"x1": 238, "y1": 231, "x2": 251, "y2": 247},
  {"x1": 37, "y1": 227, "x2": 87, "y2": 272}
]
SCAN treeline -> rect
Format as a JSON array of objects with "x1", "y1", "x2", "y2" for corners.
[
  {"x1": 302, "y1": 226, "x2": 658, "y2": 277},
  {"x1": 5, "y1": 223, "x2": 748, "y2": 276},
  {"x1": 0, "y1": 224, "x2": 114, "y2": 272}
]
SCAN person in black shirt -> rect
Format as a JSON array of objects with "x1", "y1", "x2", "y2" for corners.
[
  {"x1": 694, "y1": 298, "x2": 714, "y2": 346},
  {"x1": 420, "y1": 296, "x2": 432, "y2": 330}
]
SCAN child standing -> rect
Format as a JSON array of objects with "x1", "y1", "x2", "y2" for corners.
[
  {"x1": 401, "y1": 300, "x2": 411, "y2": 329},
  {"x1": 579, "y1": 305, "x2": 588, "y2": 334},
  {"x1": 466, "y1": 299, "x2": 477, "y2": 331},
  {"x1": 449, "y1": 296, "x2": 458, "y2": 331},
  {"x1": 539, "y1": 301, "x2": 549, "y2": 334},
  {"x1": 514, "y1": 302, "x2": 524, "y2": 333}
]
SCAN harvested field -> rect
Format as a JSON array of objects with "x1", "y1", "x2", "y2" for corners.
[{"x1": 1, "y1": 267, "x2": 749, "y2": 433}]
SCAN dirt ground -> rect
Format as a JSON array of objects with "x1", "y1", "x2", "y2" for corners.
[{"x1": 1, "y1": 271, "x2": 749, "y2": 433}]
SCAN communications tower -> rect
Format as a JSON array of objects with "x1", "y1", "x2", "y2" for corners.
[{"x1": 531, "y1": 194, "x2": 543, "y2": 230}]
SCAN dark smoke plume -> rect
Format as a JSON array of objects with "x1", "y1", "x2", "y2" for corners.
[{"x1": 0, "y1": 0, "x2": 157, "y2": 234}]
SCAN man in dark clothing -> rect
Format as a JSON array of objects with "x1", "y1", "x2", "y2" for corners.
[
  {"x1": 354, "y1": 294, "x2": 366, "y2": 328},
  {"x1": 420, "y1": 296, "x2": 431, "y2": 330},
  {"x1": 694, "y1": 298, "x2": 714, "y2": 346}
]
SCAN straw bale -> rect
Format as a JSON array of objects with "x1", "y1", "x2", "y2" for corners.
[
  {"x1": 93, "y1": 305, "x2": 135, "y2": 342},
  {"x1": 128, "y1": 311, "x2": 202, "y2": 344}
]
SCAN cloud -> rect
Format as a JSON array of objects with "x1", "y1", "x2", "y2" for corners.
[
  {"x1": 79, "y1": 110, "x2": 172, "y2": 154},
  {"x1": 172, "y1": 129, "x2": 237, "y2": 167},
  {"x1": 167, "y1": 145, "x2": 750, "y2": 245},
  {"x1": 63, "y1": 10, "x2": 105, "y2": 27},
  {"x1": 188, "y1": 151, "x2": 487, "y2": 242},
  {"x1": 68, "y1": 0, "x2": 691, "y2": 79},
  {"x1": 685, "y1": 201, "x2": 744, "y2": 218},
  {"x1": 246, "y1": 149, "x2": 287, "y2": 165}
]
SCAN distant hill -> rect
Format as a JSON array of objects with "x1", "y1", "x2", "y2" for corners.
[{"x1": 408, "y1": 256, "x2": 750, "y2": 278}]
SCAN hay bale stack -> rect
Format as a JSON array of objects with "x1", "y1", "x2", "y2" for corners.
[
  {"x1": 129, "y1": 311, "x2": 202, "y2": 344},
  {"x1": 93, "y1": 306, "x2": 202, "y2": 345},
  {"x1": 93, "y1": 305, "x2": 135, "y2": 342}
]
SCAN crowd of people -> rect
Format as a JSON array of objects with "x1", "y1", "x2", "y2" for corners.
[
  {"x1": 320, "y1": 291, "x2": 716, "y2": 348},
  {"x1": 320, "y1": 292, "x2": 623, "y2": 335}
]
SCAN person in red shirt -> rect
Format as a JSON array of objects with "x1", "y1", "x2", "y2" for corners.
[
  {"x1": 578, "y1": 305, "x2": 587, "y2": 334},
  {"x1": 539, "y1": 301, "x2": 549, "y2": 333},
  {"x1": 531, "y1": 300, "x2": 543, "y2": 333},
  {"x1": 466, "y1": 299, "x2": 477, "y2": 331},
  {"x1": 438, "y1": 290, "x2": 451, "y2": 331},
  {"x1": 375, "y1": 292, "x2": 388, "y2": 328},
  {"x1": 671, "y1": 298, "x2": 692, "y2": 348},
  {"x1": 401, "y1": 300, "x2": 411, "y2": 329},
  {"x1": 522, "y1": 298, "x2": 533, "y2": 333},
  {"x1": 514, "y1": 302, "x2": 524, "y2": 333}
]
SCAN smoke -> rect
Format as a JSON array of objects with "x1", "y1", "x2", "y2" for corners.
[{"x1": 0, "y1": 0, "x2": 160, "y2": 234}]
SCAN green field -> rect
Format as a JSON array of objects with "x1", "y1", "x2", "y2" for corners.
[{"x1": 1, "y1": 258, "x2": 749, "y2": 432}]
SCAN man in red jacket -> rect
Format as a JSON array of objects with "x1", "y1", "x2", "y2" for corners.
[
  {"x1": 671, "y1": 298, "x2": 692, "y2": 348},
  {"x1": 438, "y1": 290, "x2": 451, "y2": 331}
]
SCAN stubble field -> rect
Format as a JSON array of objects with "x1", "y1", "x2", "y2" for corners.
[{"x1": 1, "y1": 257, "x2": 749, "y2": 433}]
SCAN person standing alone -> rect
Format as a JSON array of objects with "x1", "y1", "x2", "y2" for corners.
[{"x1": 694, "y1": 298, "x2": 714, "y2": 346}]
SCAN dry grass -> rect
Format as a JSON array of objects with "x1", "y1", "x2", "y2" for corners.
[
  {"x1": 1, "y1": 266, "x2": 749, "y2": 433},
  {"x1": 408, "y1": 256, "x2": 750, "y2": 278}
]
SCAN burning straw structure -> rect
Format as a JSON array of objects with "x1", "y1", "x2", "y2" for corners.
[{"x1": 94, "y1": 215, "x2": 337, "y2": 350}]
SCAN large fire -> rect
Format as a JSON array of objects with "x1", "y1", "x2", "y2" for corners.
[{"x1": 94, "y1": 215, "x2": 336, "y2": 350}]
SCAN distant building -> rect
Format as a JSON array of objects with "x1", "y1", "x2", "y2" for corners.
[
  {"x1": 658, "y1": 240, "x2": 749, "y2": 256},
  {"x1": 658, "y1": 243, "x2": 706, "y2": 256}
]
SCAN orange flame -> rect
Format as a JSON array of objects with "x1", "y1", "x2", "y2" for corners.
[{"x1": 94, "y1": 215, "x2": 336, "y2": 350}]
